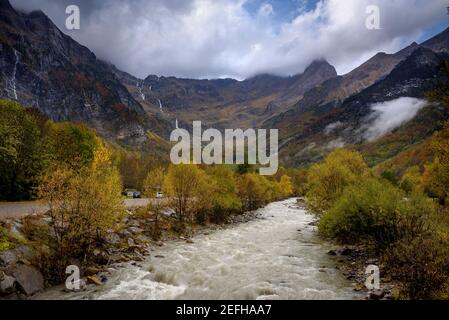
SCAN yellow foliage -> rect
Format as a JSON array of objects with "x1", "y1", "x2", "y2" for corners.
[
  {"x1": 39, "y1": 147, "x2": 124, "y2": 260},
  {"x1": 306, "y1": 149, "x2": 370, "y2": 214},
  {"x1": 163, "y1": 164, "x2": 208, "y2": 222},
  {"x1": 144, "y1": 167, "x2": 165, "y2": 198}
]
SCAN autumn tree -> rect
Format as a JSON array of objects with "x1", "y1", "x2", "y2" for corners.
[
  {"x1": 163, "y1": 164, "x2": 208, "y2": 222},
  {"x1": 0, "y1": 100, "x2": 43, "y2": 200},
  {"x1": 279, "y1": 175, "x2": 294, "y2": 199},
  {"x1": 400, "y1": 166, "x2": 423, "y2": 194},
  {"x1": 204, "y1": 166, "x2": 242, "y2": 223},
  {"x1": 421, "y1": 124, "x2": 449, "y2": 205},
  {"x1": 39, "y1": 143, "x2": 124, "y2": 274},
  {"x1": 43, "y1": 122, "x2": 101, "y2": 172},
  {"x1": 144, "y1": 167, "x2": 165, "y2": 198},
  {"x1": 306, "y1": 149, "x2": 370, "y2": 214}
]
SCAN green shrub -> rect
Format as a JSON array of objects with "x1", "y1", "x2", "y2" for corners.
[
  {"x1": 319, "y1": 178, "x2": 436, "y2": 252},
  {"x1": 0, "y1": 227, "x2": 14, "y2": 252},
  {"x1": 399, "y1": 166, "x2": 423, "y2": 194},
  {"x1": 306, "y1": 149, "x2": 370, "y2": 214},
  {"x1": 0, "y1": 100, "x2": 43, "y2": 200},
  {"x1": 384, "y1": 236, "x2": 449, "y2": 300}
]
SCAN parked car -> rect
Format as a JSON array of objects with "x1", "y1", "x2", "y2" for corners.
[
  {"x1": 133, "y1": 191, "x2": 142, "y2": 199},
  {"x1": 156, "y1": 192, "x2": 164, "y2": 198}
]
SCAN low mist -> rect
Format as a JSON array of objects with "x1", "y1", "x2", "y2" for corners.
[{"x1": 363, "y1": 97, "x2": 428, "y2": 141}]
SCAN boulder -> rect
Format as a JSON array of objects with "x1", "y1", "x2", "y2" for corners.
[
  {"x1": 10, "y1": 265, "x2": 44, "y2": 296},
  {"x1": 327, "y1": 250, "x2": 337, "y2": 256},
  {"x1": 15, "y1": 245, "x2": 34, "y2": 261},
  {"x1": 121, "y1": 229, "x2": 131, "y2": 237},
  {"x1": 369, "y1": 289, "x2": 386, "y2": 300},
  {"x1": 0, "y1": 274, "x2": 16, "y2": 295},
  {"x1": 87, "y1": 275, "x2": 102, "y2": 286},
  {"x1": 128, "y1": 227, "x2": 143, "y2": 234},
  {"x1": 128, "y1": 220, "x2": 141, "y2": 228},
  {"x1": 0, "y1": 251, "x2": 18, "y2": 267},
  {"x1": 339, "y1": 247, "x2": 354, "y2": 256},
  {"x1": 104, "y1": 232, "x2": 121, "y2": 245}
]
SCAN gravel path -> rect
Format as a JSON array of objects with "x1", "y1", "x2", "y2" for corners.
[{"x1": 0, "y1": 198, "x2": 151, "y2": 220}]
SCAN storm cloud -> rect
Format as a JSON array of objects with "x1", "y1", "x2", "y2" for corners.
[{"x1": 10, "y1": 0, "x2": 448, "y2": 79}]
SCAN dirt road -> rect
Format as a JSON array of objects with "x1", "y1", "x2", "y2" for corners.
[{"x1": 0, "y1": 198, "x2": 151, "y2": 221}]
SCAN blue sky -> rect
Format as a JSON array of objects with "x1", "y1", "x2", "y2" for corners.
[
  {"x1": 244, "y1": 0, "x2": 318, "y2": 24},
  {"x1": 10, "y1": 0, "x2": 449, "y2": 79}
]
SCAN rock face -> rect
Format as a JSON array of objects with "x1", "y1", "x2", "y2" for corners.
[
  {"x1": 0, "y1": 273, "x2": 16, "y2": 295},
  {"x1": 0, "y1": 0, "x2": 169, "y2": 145},
  {"x1": 9, "y1": 264, "x2": 44, "y2": 296},
  {"x1": 0, "y1": 251, "x2": 17, "y2": 267},
  {"x1": 120, "y1": 59, "x2": 337, "y2": 130}
]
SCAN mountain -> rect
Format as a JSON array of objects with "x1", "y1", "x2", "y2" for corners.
[
  {"x1": 120, "y1": 59, "x2": 337, "y2": 129},
  {"x1": 0, "y1": 0, "x2": 169, "y2": 145},
  {"x1": 422, "y1": 26, "x2": 449, "y2": 54},
  {"x1": 1, "y1": 0, "x2": 448, "y2": 168},
  {"x1": 268, "y1": 44, "x2": 449, "y2": 166}
]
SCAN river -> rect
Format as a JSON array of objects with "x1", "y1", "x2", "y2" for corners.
[{"x1": 38, "y1": 198, "x2": 363, "y2": 300}]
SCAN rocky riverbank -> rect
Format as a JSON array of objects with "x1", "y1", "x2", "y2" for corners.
[
  {"x1": 294, "y1": 198, "x2": 397, "y2": 300},
  {"x1": 0, "y1": 206, "x2": 260, "y2": 300},
  {"x1": 326, "y1": 246, "x2": 397, "y2": 300}
]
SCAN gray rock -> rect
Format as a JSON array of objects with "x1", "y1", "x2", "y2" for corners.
[
  {"x1": 104, "y1": 232, "x2": 121, "y2": 245},
  {"x1": 0, "y1": 274, "x2": 16, "y2": 295},
  {"x1": 10, "y1": 265, "x2": 44, "y2": 296},
  {"x1": 339, "y1": 247, "x2": 354, "y2": 256},
  {"x1": 136, "y1": 235, "x2": 150, "y2": 243},
  {"x1": 327, "y1": 250, "x2": 337, "y2": 256},
  {"x1": 128, "y1": 227, "x2": 143, "y2": 234},
  {"x1": 128, "y1": 220, "x2": 141, "y2": 228},
  {"x1": 121, "y1": 229, "x2": 131, "y2": 237},
  {"x1": 15, "y1": 245, "x2": 34, "y2": 261},
  {"x1": 369, "y1": 289, "x2": 386, "y2": 300},
  {"x1": 0, "y1": 251, "x2": 18, "y2": 267}
]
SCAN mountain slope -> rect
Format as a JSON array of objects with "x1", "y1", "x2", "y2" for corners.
[
  {"x1": 270, "y1": 45, "x2": 449, "y2": 166},
  {"x1": 0, "y1": 0, "x2": 169, "y2": 145},
  {"x1": 121, "y1": 59, "x2": 337, "y2": 129}
]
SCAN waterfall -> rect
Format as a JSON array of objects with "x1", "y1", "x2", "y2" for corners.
[
  {"x1": 137, "y1": 81, "x2": 145, "y2": 101},
  {"x1": 158, "y1": 99, "x2": 163, "y2": 113},
  {"x1": 9, "y1": 49, "x2": 19, "y2": 100}
]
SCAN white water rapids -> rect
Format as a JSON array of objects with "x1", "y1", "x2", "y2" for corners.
[{"x1": 38, "y1": 199, "x2": 363, "y2": 300}]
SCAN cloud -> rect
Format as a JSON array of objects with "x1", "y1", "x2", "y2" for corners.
[
  {"x1": 324, "y1": 121, "x2": 343, "y2": 135},
  {"x1": 363, "y1": 97, "x2": 428, "y2": 141},
  {"x1": 9, "y1": 0, "x2": 448, "y2": 79},
  {"x1": 258, "y1": 3, "x2": 274, "y2": 17}
]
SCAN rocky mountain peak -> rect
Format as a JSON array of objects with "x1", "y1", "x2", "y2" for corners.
[
  {"x1": 422, "y1": 26, "x2": 449, "y2": 53},
  {"x1": 0, "y1": 0, "x2": 13, "y2": 11},
  {"x1": 303, "y1": 59, "x2": 337, "y2": 76}
]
